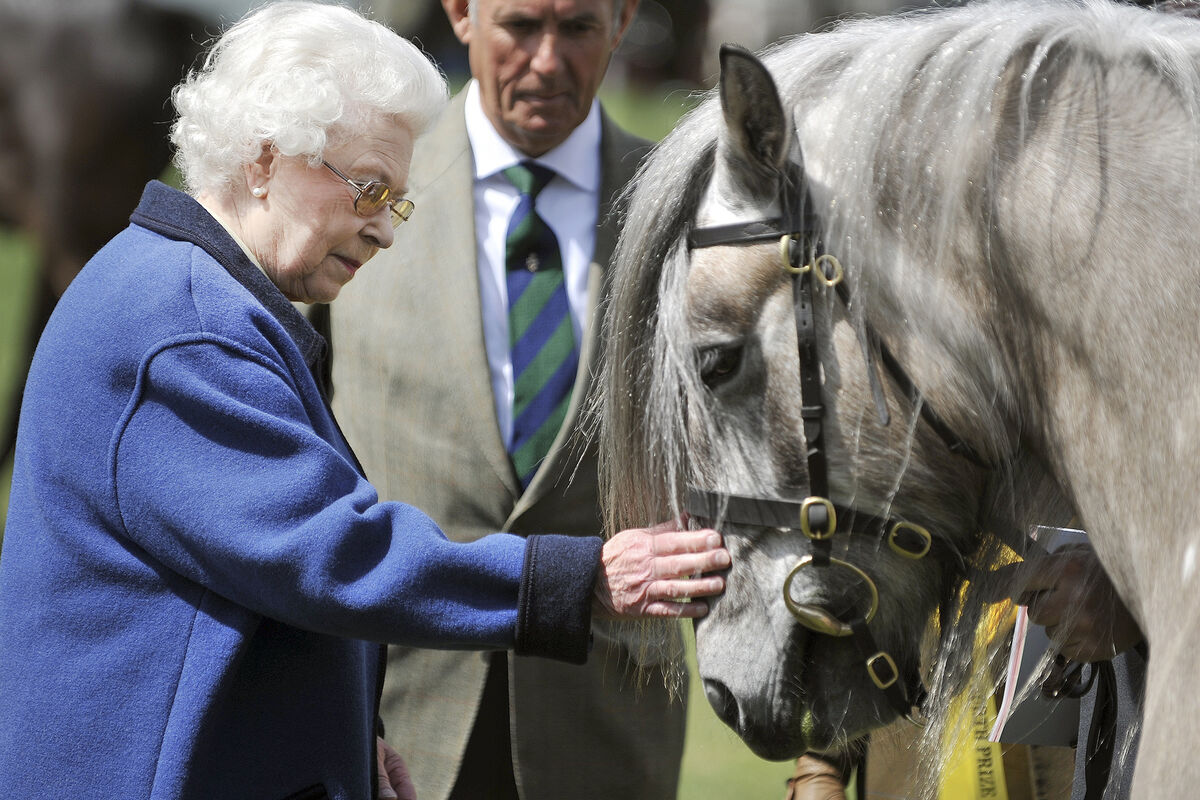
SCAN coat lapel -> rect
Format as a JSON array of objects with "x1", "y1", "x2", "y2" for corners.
[{"x1": 420, "y1": 95, "x2": 524, "y2": 498}]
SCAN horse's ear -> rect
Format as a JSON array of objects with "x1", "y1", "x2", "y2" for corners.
[{"x1": 718, "y1": 44, "x2": 791, "y2": 173}]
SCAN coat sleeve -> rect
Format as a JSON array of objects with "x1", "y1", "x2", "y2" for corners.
[{"x1": 111, "y1": 335, "x2": 598, "y2": 663}]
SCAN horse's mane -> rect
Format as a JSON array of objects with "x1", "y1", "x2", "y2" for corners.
[{"x1": 598, "y1": 0, "x2": 1200, "y2": 781}]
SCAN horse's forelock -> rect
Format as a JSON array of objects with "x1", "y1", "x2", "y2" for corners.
[{"x1": 600, "y1": 106, "x2": 721, "y2": 536}]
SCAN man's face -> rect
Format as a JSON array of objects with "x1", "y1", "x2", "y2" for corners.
[{"x1": 459, "y1": 0, "x2": 633, "y2": 156}]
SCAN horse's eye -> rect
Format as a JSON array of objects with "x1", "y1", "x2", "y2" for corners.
[{"x1": 697, "y1": 344, "x2": 743, "y2": 387}]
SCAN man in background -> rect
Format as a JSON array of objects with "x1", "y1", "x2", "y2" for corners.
[{"x1": 321, "y1": 1, "x2": 684, "y2": 798}]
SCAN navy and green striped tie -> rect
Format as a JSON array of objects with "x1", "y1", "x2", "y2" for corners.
[{"x1": 502, "y1": 161, "x2": 579, "y2": 488}]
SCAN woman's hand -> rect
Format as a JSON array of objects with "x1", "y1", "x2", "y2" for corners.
[
  {"x1": 377, "y1": 737, "x2": 416, "y2": 800},
  {"x1": 592, "y1": 519, "x2": 729, "y2": 619}
]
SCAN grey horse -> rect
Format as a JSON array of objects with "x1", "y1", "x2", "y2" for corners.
[{"x1": 598, "y1": 1, "x2": 1200, "y2": 796}]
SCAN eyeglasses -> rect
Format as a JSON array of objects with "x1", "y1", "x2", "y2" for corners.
[{"x1": 322, "y1": 160, "x2": 414, "y2": 228}]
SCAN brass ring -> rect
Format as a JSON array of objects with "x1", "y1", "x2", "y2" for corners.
[
  {"x1": 811, "y1": 254, "x2": 844, "y2": 286},
  {"x1": 780, "y1": 234, "x2": 809, "y2": 275},
  {"x1": 888, "y1": 521, "x2": 932, "y2": 560},
  {"x1": 783, "y1": 555, "x2": 879, "y2": 637}
]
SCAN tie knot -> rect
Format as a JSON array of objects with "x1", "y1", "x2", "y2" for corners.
[{"x1": 502, "y1": 161, "x2": 555, "y2": 198}]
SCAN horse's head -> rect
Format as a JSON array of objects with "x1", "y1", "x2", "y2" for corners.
[
  {"x1": 686, "y1": 45, "x2": 998, "y2": 757},
  {"x1": 600, "y1": 41, "x2": 999, "y2": 759}
]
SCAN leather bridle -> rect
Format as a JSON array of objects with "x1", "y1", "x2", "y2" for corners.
[{"x1": 683, "y1": 159, "x2": 988, "y2": 721}]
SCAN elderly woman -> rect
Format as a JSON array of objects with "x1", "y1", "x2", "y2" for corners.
[{"x1": 0, "y1": 3, "x2": 728, "y2": 799}]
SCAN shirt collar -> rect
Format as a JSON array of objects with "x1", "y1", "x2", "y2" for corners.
[{"x1": 464, "y1": 79, "x2": 601, "y2": 192}]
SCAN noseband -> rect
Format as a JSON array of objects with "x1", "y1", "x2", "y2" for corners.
[{"x1": 684, "y1": 160, "x2": 987, "y2": 722}]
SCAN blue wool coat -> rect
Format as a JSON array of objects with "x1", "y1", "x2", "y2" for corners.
[{"x1": 0, "y1": 181, "x2": 600, "y2": 800}]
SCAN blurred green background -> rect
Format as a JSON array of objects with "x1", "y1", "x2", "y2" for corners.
[{"x1": 0, "y1": 228, "x2": 34, "y2": 535}]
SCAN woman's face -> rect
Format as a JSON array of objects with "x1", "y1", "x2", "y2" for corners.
[{"x1": 249, "y1": 122, "x2": 414, "y2": 303}]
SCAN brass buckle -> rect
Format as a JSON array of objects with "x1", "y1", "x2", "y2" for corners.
[
  {"x1": 799, "y1": 497, "x2": 836, "y2": 540},
  {"x1": 866, "y1": 651, "x2": 899, "y2": 690},
  {"x1": 888, "y1": 521, "x2": 932, "y2": 560},
  {"x1": 783, "y1": 555, "x2": 879, "y2": 637}
]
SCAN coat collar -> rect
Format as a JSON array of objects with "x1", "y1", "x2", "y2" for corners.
[{"x1": 129, "y1": 180, "x2": 327, "y2": 370}]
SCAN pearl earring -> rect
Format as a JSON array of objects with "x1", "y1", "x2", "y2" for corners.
[{"x1": 251, "y1": 186, "x2": 266, "y2": 198}]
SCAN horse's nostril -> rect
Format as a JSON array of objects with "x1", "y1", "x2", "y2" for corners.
[{"x1": 703, "y1": 678, "x2": 740, "y2": 728}]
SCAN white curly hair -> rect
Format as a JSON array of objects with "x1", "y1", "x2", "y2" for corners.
[{"x1": 170, "y1": 1, "x2": 447, "y2": 196}]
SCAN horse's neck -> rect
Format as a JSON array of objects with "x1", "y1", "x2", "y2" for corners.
[
  {"x1": 1011, "y1": 244, "x2": 1200, "y2": 623},
  {"x1": 866, "y1": 122, "x2": 1200, "y2": 629},
  {"x1": 1007, "y1": 74, "x2": 1200, "y2": 573}
]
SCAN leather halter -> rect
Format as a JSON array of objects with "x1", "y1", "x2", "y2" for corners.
[{"x1": 684, "y1": 161, "x2": 987, "y2": 721}]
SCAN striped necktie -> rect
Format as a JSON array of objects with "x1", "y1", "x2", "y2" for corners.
[{"x1": 502, "y1": 161, "x2": 579, "y2": 488}]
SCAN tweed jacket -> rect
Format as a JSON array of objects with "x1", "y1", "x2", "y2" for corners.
[
  {"x1": 0, "y1": 182, "x2": 601, "y2": 800},
  {"x1": 325, "y1": 93, "x2": 687, "y2": 800}
]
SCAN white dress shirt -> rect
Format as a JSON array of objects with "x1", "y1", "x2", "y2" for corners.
[{"x1": 464, "y1": 79, "x2": 602, "y2": 448}]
